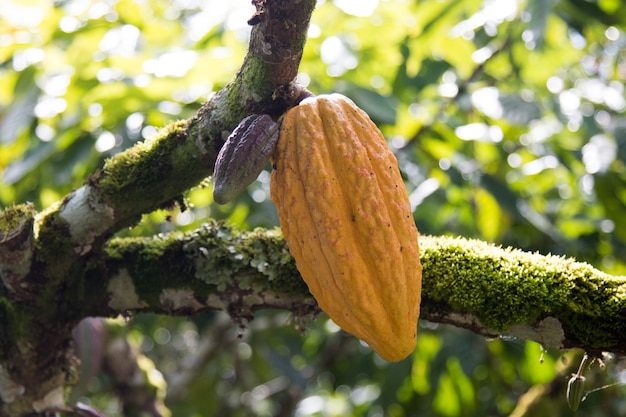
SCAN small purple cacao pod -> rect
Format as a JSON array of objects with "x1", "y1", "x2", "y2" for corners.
[{"x1": 213, "y1": 114, "x2": 279, "y2": 204}]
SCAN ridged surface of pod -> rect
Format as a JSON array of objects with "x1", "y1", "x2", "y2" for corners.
[{"x1": 270, "y1": 94, "x2": 422, "y2": 361}]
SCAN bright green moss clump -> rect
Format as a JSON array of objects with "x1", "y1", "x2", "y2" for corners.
[
  {"x1": 419, "y1": 235, "x2": 626, "y2": 349},
  {"x1": 92, "y1": 120, "x2": 207, "y2": 228},
  {"x1": 98, "y1": 120, "x2": 188, "y2": 194}
]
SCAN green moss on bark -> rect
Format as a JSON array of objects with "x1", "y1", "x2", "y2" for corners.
[
  {"x1": 92, "y1": 120, "x2": 208, "y2": 229},
  {"x1": 34, "y1": 212, "x2": 74, "y2": 279},
  {"x1": 0, "y1": 203, "x2": 35, "y2": 240},
  {"x1": 105, "y1": 233, "x2": 194, "y2": 307},
  {"x1": 98, "y1": 121, "x2": 188, "y2": 195},
  {"x1": 104, "y1": 222, "x2": 309, "y2": 310},
  {"x1": 420, "y1": 235, "x2": 626, "y2": 349}
]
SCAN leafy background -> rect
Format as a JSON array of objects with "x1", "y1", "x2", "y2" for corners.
[{"x1": 1, "y1": 0, "x2": 626, "y2": 415}]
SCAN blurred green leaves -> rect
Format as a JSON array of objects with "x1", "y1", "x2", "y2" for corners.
[{"x1": 0, "y1": 0, "x2": 251, "y2": 211}]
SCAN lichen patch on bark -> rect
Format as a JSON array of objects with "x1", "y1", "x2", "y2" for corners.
[{"x1": 107, "y1": 269, "x2": 148, "y2": 311}]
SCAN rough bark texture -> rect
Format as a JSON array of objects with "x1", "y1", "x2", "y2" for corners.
[{"x1": 1, "y1": 0, "x2": 626, "y2": 416}]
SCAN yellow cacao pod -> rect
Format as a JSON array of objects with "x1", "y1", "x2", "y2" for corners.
[{"x1": 270, "y1": 94, "x2": 422, "y2": 361}]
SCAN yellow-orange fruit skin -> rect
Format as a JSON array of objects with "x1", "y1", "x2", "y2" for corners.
[{"x1": 270, "y1": 94, "x2": 422, "y2": 362}]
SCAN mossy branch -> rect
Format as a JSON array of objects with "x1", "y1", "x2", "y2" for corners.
[
  {"x1": 33, "y1": 0, "x2": 316, "y2": 264},
  {"x1": 419, "y1": 236, "x2": 626, "y2": 354},
  {"x1": 90, "y1": 223, "x2": 626, "y2": 356}
]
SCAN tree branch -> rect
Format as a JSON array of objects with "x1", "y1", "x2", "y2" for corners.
[
  {"x1": 86, "y1": 223, "x2": 626, "y2": 356},
  {"x1": 34, "y1": 0, "x2": 316, "y2": 263},
  {"x1": 91, "y1": 222, "x2": 318, "y2": 320}
]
